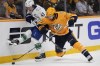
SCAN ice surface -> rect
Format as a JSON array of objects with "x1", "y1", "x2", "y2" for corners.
[{"x1": 1, "y1": 50, "x2": 100, "y2": 66}]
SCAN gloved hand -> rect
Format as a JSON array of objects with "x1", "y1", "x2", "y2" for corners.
[
  {"x1": 40, "y1": 25, "x2": 49, "y2": 34},
  {"x1": 9, "y1": 39, "x2": 19, "y2": 45},
  {"x1": 68, "y1": 16, "x2": 78, "y2": 27},
  {"x1": 40, "y1": 27, "x2": 48, "y2": 34},
  {"x1": 34, "y1": 43, "x2": 42, "y2": 50},
  {"x1": 26, "y1": 14, "x2": 34, "y2": 23}
]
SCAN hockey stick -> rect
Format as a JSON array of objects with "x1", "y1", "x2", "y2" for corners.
[
  {"x1": 9, "y1": 21, "x2": 67, "y2": 64},
  {"x1": 8, "y1": 34, "x2": 55, "y2": 64},
  {"x1": 45, "y1": 35, "x2": 66, "y2": 51},
  {"x1": 8, "y1": 41, "x2": 42, "y2": 60},
  {"x1": 13, "y1": 47, "x2": 35, "y2": 60},
  {"x1": 8, "y1": 33, "x2": 64, "y2": 60},
  {"x1": 45, "y1": 34, "x2": 72, "y2": 57},
  {"x1": 10, "y1": 47, "x2": 35, "y2": 65},
  {"x1": 8, "y1": 40, "x2": 36, "y2": 64}
]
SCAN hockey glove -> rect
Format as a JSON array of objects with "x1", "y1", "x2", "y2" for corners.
[
  {"x1": 34, "y1": 43, "x2": 42, "y2": 50},
  {"x1": 26, "y1": 14, "x2": 34, "y2": 23},
  {"x1": 68, "y1": 16, "x2": 78, "y2": 27},
  {"x1": 40, "y1": 25, "x2": 49, "y2": 34}
]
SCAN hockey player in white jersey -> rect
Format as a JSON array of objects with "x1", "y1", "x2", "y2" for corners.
[{"x1": 10, "y1": 0, "x2": 47, "y2": 61}]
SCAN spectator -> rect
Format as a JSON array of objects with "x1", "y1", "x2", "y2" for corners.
[
  {"x1": 85, "y1": 0, "x2": 94, "y2": 6},
  {"x1": 34, "y1": 0, "x2": 45, "y2": 7},
  {"x1": 68, "y1": 0, "x2": 79, "y2": 13},
  {"x1": 76, "y1": 0, "x2": 94, "y2": 16},
  {"x1": 3, "y1": 0, "x2": 22, "y2": 19},
  {"x1": 14, "y1": 0, "x2": 24, "y2": 18},
  {"x1": 55, "y1": 0, "x2": 72, "y2": 12},
  {"x1": 92, "y1": 0, "x2": 99, "y2": 14},
  {"x1": 50, "y1": 0, "x2": 58, "y2": 3},
  {"x1": 0, "y1": 0, "x2": 6, "y2": 18},
  {"x1": 55, "y1": 0, "x2": 65, "y2": 11},
  {"x1": 69, "y1": 0, "x2": 76, "y2": 11},
  {"x1": 43, "y1": 0, "x2": 59, "y2": 10},
  {"x1": 98, "y1": 0, "x2": 100, "y2": 14},
  {"x1": 34, "y1": 0, "x2": 40, "y2": 4}
]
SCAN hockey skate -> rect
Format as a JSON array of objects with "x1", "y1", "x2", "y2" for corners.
[
  {"x1": 87, "y1": 55, "x2": 93, "y2": 62},
  {"x1": 8, "y1": 39, "x2": 19, "y2": 45},
  {"x1": 35, "y1": 53, "x2": 46, "y2": 62},
  {"x1": 82, "y1": 49, "x2": 94, "y2": 62}
]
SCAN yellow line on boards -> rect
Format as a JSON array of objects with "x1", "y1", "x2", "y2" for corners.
[
  {"x1": 0, "y1": 19, "x2": 25, "y2": 22},
  {"x1": 0, "y1": 16, "x2": 100, "y2": 22},
  {"x1": 0, "y1": 45, "x2": 100, "y2": 64}
]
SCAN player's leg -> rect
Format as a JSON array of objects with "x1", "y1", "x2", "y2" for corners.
[
  {"x1": 31, "y1": 27, "x2": 46, "y2": 61},
  {"x1": 67, "y1": 30, "x2": 93, "y2": 62},
  {"x1": 55, "y1": 35, "x2": 66, "y2": 57}
]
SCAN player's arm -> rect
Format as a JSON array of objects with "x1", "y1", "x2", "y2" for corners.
[
  {"x1": 26, "y1": 13, "x2": 40, "y2": 26},
  {"x1": 37, "y1": 24, "x2": 49, "y2": 35},
  {"x1": 67, "y1": 13, "x2": 78, "y2": 27},
  {"x1": 26, "y1": 13, "x2": 35, "y2": 23},
  {"x1": 37, "y1": 18, "x2": 49, "y2": 34}
]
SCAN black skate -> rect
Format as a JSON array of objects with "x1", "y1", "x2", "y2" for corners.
[
  {"x1": 87, "y1": 55, "x2": 93, "y2": 62},
  {"x1": 35, "y1": 53, "x2": 46, "y2": 62},
  {"x1": 82, "y1": 49, "x2": 93, "y2": 62},
  {"x1": 9, "y1": 39, "x2": 19, "y2": 45}
]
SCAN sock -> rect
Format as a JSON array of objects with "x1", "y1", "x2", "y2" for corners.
[{"x1": 73, "y1": 42, "x2": 85, "y2": 51}]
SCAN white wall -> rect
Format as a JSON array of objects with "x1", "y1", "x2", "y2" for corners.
[
  {"x1": 70, "y1": 18, "x2": 100, "y2": 46},
  {"x1": 0, "y1": 17, "x2": 100, "y2": 57}
]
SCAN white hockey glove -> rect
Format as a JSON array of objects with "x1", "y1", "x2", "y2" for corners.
[{"x1": 34, "y1": 43, "x2": 42, "y2": 50}]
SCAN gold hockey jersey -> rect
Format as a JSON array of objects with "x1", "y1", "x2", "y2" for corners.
[{"x1": 38, "y1": 11, "x2": 77, "y2": 36}]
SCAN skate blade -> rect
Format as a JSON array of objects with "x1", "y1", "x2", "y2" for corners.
[
  {"x1": 35, "y1": 58, "x2": 44, "y2": 62},
  {"x1": 88, "y1": 59, "x2": 95, "y2": 63}
]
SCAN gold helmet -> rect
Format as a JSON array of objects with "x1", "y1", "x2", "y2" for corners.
[{"x1": 46, "y1": 7, "x2": 56, "y2": 17}]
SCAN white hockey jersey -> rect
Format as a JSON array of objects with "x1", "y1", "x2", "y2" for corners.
[{"x1": 27, "y1": 5, "x2": 46, "y2": 24}]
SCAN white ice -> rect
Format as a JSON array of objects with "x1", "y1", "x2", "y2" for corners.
[{"x1": 1, "y1": 50, "x2": 100, "y2": 66}]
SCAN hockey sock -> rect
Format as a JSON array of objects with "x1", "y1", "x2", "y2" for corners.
[{"x1": 73, "y1": 42, "x2": 85, "y2": 51}]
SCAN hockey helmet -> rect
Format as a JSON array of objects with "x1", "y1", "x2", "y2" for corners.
[
  {"x1": 25, "y1": 0, "x2": 34, "y2": 7},
  {"x1": 46, "y1": 7, "x2": 56, "y2": 17}
]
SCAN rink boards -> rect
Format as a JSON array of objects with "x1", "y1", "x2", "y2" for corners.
[{"x1": 0, "y1": 16, "x2": 100, "y2": 64}]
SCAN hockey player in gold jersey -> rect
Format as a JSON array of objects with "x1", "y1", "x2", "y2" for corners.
[{"x1": 38, "y1": 7, "x2": 93, "y2": 62}]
